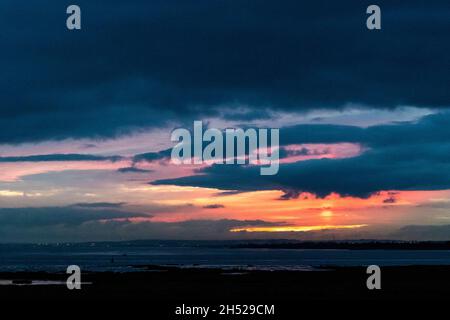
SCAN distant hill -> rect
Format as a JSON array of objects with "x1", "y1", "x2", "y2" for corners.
[{"x1": 230, "y1": 240, "x2": 450, "y2": 250}]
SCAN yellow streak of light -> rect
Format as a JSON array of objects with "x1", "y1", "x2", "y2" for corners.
[
  {"x1": 0, "y1": 190, "x2": 23, "y2": 197},
  {"x1": 230, "y1": 224, "x2": 368, "y2": 233}
]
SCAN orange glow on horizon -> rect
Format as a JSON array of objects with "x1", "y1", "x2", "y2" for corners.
[
  {"x1": 320, "y1": 210, "x2": 333, "y2": 218},
  {"x1": 148, "y1": 188, "x2": 450, "y2": 227}
]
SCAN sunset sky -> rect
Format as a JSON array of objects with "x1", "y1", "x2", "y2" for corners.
[{"x1": 0, "y1": 0, "x2": 449, "y2": 242}]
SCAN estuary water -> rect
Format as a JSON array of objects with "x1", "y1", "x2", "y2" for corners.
[{"x1": 1, "y1": 242, "x2": 450, "y2": 272}]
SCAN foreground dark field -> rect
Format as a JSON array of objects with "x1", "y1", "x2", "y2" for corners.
[{"x1": 1, "y1": 266, "x2": 449, "y2": 302}]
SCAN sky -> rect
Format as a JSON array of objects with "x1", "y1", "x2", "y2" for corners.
[{"x1": 0, "y1": 0, "x2": 449, "y2": 242}]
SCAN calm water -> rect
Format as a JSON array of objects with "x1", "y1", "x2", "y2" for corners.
[{"x1": 1, "y1": 242, "x2": 450, "y2": 272}]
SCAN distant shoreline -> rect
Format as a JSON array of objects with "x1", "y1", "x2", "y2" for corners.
[{"x1": 1, "y1": 239, "x2": 450, "y2": 250}]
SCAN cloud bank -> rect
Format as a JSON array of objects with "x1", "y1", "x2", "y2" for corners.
[{"x1": 0, "y1": 0, "x2": 449, "y2": 143}]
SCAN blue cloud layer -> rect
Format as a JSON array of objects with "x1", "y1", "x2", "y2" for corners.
[
  {"x1": 0, "y1": 0, "x2": 449, "y2": 143},
  {"x1": 153, "y1": 112, "x2": 450, "y2": 198}
]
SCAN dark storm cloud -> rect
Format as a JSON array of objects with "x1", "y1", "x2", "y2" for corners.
[
  {"x1": 0, "y1": 0, "x2": 449, "y2": 143},
  {"x1": 202, "y1": 204, "x2": 225, "y2": 209},
  {"x1": 152, "y1": 112, "x2": 450, "y2": 198},
  {"x1": 0, "y1": 215, "x2": 280, "y2": 242},
  {"x1": 0, "y1": 206, "x2": 150, "y2": 227},
  {"x1": 117, "y1": 167, "x2": 153, "y2": 173},
  {"x1": 133, "y1": 149, "x2": 172, "y2": 163},
  {"x1": 0, "y1": 154, "x2": 123, "y2": 162},
  {"x1": 383, "y1": 197, "x2": 397, "y2": 204},
  {"x1": 70, "y1": 202, "x2": 127, "y2": 208},
  {"x1": 280, "y1": 112, "x2": 450, "y2": 147}
]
